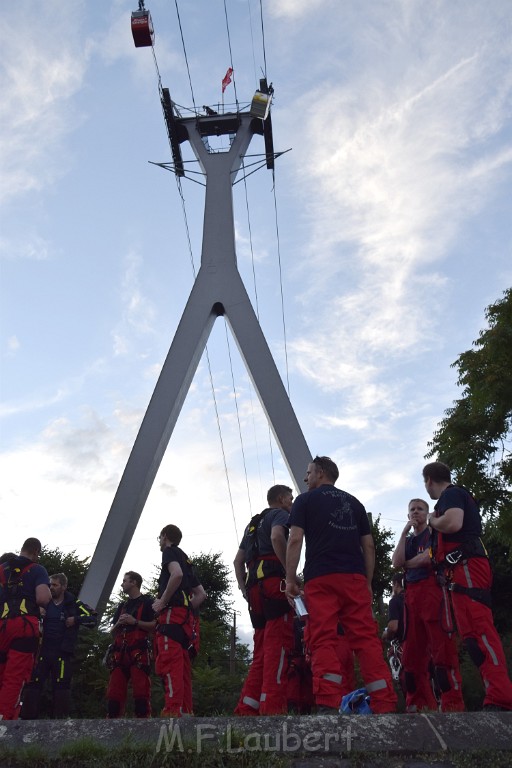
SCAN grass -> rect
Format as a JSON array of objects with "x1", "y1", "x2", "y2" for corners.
[{"x1": 1, "y1": 739, "x2": 511, "y2": 768}]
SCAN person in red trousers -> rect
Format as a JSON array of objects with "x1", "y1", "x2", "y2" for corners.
[
  {"x1": 0, "y1": 539, "x2": 51, "y2": 720},
  {"x1": 106, "y1": 571, "x2": 155, "y2": 718},
  {"x1": 286, "y1": 456, "x2": 396, "y2": 714},
  {"x1": 424, "y1": 461, "x2": 512, "y2": 711},
  {"x1": 234, "y1": 484, "x2": 295, "y2": 715},
  {"x1": 392, "y1": 499, "x2": 464, "y2": 712},
  {"x1": 152, "y1": 525, "x2": 205, "y2": 718}
]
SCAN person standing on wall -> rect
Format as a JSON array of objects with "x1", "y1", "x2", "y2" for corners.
[
  {"x1": 106, "y1": 571, "x2": 155, "y2": 718},
  {"x1": 392, "y1": 499, "x2": 464, "y2": 712},
  {"x1": 424, "y1": 461, "x2": 512, "y2": 711},
  {"x1": 285, "y1": 456, "x2": 396, "y2": 714},
  {"x1": 234, "y1": 484, "x2": 295, "y2": 715},
  {"x1": 0, "y1": 539, "x2": 51, "y2": 720}
]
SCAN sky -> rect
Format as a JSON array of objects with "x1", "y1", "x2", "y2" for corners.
[{"x1": 1, "y1": 0, "x2": 511, "y2": 647}]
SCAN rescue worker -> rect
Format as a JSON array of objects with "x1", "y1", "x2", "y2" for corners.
[
  {"x1": 0, "y1": 539, "x2": 51, "y2": 720},
  {"x1": 152, "y1": 525, "x2": 205, "y2": 717},
  {"x1": 21, "y1": 572, "x2": 97, "y2": 719},
  {"x1": 382, "y1": 574, "x2": 406, "y2": 699},
  {"x1": 106, "y1": 571, "x2": 155, "y2": 718},
  {"x1": 382, "y1": 573, "x2": 405, "y2": 645},
  {"x1": 285, "y1": 456, "x2": 397, "y2": 714},
  {"x1": 233, "y1": 484, "x2": 295, "y2": 715},
  {"x1": 424, "y1": 461, "x2": 512, "y2": 711},
  {"x1": 392, "y1": 499, "x2": 464, "y2": 712}
]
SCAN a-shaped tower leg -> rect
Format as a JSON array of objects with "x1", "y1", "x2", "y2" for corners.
[{"x1": 80, "y1": 112, "x2": 311, "y2": 611}]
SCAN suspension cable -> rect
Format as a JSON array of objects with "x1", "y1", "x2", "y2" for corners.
[
  {"x1": 271, "y1": 172, "x2": 290, "y2": 395},
  {"x1": 150, "y1": 30, "x2": 240, "y2": 538},
  {"x1": 241, "y1": 159, "x2": 260, "y2": 319},
  {"x1": 206, "y1": 346, "x2": 239, "y2": 542},
  {"x1": 224, "y1": 323, "x2": 253, "y2": 515},
  {"x1": 174, "y1": 174, "x2": 240, "y2": 538},
  {"x1": 148, "y1": 0, "x2": 280, "y2": 527},
  {"x1": 259, "y1": 0, "x2": 268, "y2": 79},
  {"x1": 241, "y1": 156, "x2": 267, "y2": 498},
  {"x1": 174, "y1": 0, "x2": 197, "y2": 113},
  {"x1": 175, "y1": 178, "x2": 198, "y2": 277},
  {"x1": 247, "y1": 0, "x2": 258, "y2": 85},
  {"x1": 223, "y1": 0, "x2": 239, "y2": 107}
]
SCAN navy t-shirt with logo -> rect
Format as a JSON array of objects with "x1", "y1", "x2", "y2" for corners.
[
  {"x1": 289, "y1": 484, "x2": 371, "y2": 582},
  {"x1": 404, "y1": 527, "x2": 432, "y2": 583}
]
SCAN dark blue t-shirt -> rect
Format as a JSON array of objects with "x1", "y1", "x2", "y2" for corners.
[
  {"x1": 41, "y1": 600, "x2": 66, "y2": 647},
  {"x1": 113, "y1": 595, "x2": 155, "y2": 625},
  {"x1": 404, "y1": 527, "x2": 432, "y2": 583},
  {"x1": 388, "y1": 591, "x2": 405, "y2": 641},
  {"x1": 239, "y1": 507, "x2": 289, "y2": 561},
  {"x1": 158, "y1": 545, "x2": 199, "y2": 604},
  {"x1": 289, "y1": 484, "x2": 371, "y2": 581},
  {"x1": 434, "y1": 485, "x2": 482, "y2": 543}
]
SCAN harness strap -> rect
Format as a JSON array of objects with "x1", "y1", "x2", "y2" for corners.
[
  {"x1": 156, "y1": 622, "x2": 191, "y2": 650},
  {"x1": 448, "y1": 582, "x2": 492, "y2": 608},
  {"x1": 435, "y1": 536, "x2": 488, "y2": 569},
  {"x1": 262, "y1": 595, "x2": 290, "y2": 621}
]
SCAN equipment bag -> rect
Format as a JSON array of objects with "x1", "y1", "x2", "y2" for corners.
[{"x1": 0, "y1": 560, "x2": 38, "y2": 619}]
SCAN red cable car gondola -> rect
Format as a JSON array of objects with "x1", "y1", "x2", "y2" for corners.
[{"x1": 131, "y1": 2, "x2": 154, "y2": 48}]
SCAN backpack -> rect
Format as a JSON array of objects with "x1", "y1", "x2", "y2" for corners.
[
  {"x1": 243, "y1": 509, "x2": 271, "y2": 564},
  {"x1": 0, "y1": 558, "x2": 38, "y2": 619}
]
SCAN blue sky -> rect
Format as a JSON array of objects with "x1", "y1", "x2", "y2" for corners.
[{"x1": 1, "y1": 0, "x2": 511, "y2": 644}]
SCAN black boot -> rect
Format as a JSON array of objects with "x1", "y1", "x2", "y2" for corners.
[
  {"x1": 20, "y1": 686, "x2": 41, "y2": 720},
  {"x1": 53, "y1": 688, "x2": 71, "y2": 718}
]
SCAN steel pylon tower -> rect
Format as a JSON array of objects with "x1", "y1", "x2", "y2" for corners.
[{"x1": 80, "y1": 101, "x2": 312, "y2": 612}]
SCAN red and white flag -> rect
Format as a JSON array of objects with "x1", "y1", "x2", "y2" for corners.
[{"x1": 221, "y1": 67, "x2": 233, "y2": 93}]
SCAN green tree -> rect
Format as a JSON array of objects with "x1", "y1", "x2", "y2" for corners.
[
  {"x1": 39, "y1": 547, "x2": 90, "y2": 596},
  {"x1": 190, "y1": 552, "x2": 250, "y2": 714},
  {"x1": 369, "y1": 514, "x2": 395, "y2": 609},
  {"x1": 426, "y1": 288, "x2": 512, "y2": 545},
  {"x1": 193, "y1": 552, "x2": 233, "y2": 623},
  {"x1": 426, "y1": 289, "x2": 512, "y2": 702}
]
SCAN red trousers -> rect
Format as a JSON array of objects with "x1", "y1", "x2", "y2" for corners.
[
  {"x1": 235, "y1": 576, "x2": 294, "y2": 715},
  {"x1": 155, "y1": 607, "x2": 193, "y2": 717},
  {"x1": 403, "y1": 575, "x2": 464, "y2": 712},
  {"x1": 335, "y1": 631, "x2": 356, "y2": 695},
  {"x1": 304, "y1": 573, "x2": 396, "y2": 713},
  {"x1": 449, "y1": 557, "x2": 512, "y2": 710},
  {"x1": 106, "y1": 641, "x2": 151, "y2": 718},
  {"x1": 302, "y1": 622, "x2": 356, "y2": 700},
  {"x1": 0, "y1": 616, "x2": 39, "y2": 720}
]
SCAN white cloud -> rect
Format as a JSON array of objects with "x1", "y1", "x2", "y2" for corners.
[
  {"x1": 6, "y1": 336, "x2": 20, "y2": 354},
  {"x1": 0, "y1": 235, "x2": 52, "y2": 262},
  {"x1": 0, "y1": 3, "x2": 90, "y2": 204},
  {"x1": 277, "y1": 2, "x2": 512, "y2": 414},
  {"x1": 270, "y1": 0, "x2": 327, "y2": 21},
  {"x1": 111, "y1": 250, "x2": 157, "y2": 356}
]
